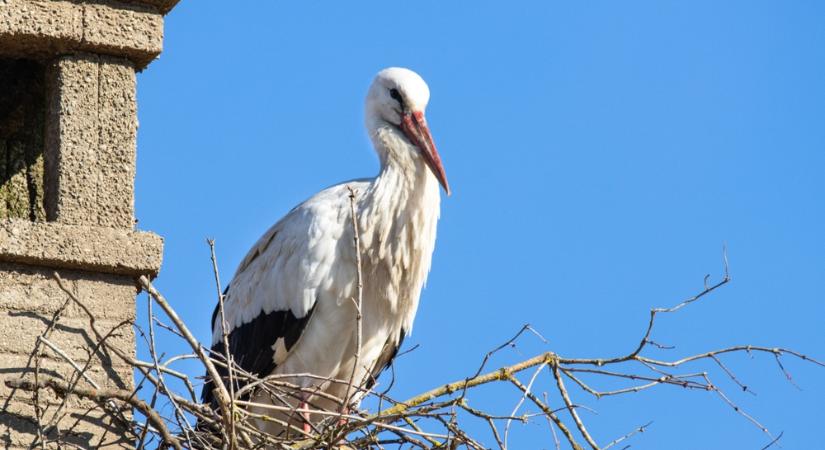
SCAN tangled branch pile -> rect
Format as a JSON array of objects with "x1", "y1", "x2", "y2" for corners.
[{"x1": 7, "y1": 249, "x2": 824, "y2": 449}]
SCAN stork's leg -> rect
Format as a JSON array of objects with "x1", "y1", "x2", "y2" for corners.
[
  {"x1": 338, "y1": 406, "x2": 348, "y2": 427},
  {"x1": 301, "y1": 401, "x2": 311, "y2": 433}
]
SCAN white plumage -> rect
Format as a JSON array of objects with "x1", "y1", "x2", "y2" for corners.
[{"x1": 203, "y1": 67, "x2": 449, "y2": 435}]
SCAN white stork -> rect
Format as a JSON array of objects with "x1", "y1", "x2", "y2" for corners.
[{"x1": 202, "y1": 67, "x2": 449, "y2": 436}]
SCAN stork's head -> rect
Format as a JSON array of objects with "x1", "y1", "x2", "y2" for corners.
[{"x1": 366, "y1": 67, "x2": 450, "y2": 195}]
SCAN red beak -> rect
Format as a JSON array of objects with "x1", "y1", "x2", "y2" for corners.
[{"x1": 400, "y1": 111, "x2": 451, "y2": 196}]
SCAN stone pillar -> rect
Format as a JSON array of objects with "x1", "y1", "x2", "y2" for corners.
[{"x1": 0, "y1": 1, "x2": 177, "y2": 447}]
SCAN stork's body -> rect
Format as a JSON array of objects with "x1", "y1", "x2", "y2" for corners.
[{"x1": 202, "y1": 68, "x2": 449, "y2": 436}]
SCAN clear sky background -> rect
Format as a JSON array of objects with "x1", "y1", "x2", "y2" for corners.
[{"x1": 134, "y1": 2, "x2": 825, "y2": 448}]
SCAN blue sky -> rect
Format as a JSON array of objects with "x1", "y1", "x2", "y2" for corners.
[{"x1": 135, "y1": 1, "x2": 825, "y2": 448}]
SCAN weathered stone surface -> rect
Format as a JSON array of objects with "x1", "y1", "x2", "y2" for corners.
[
  {"x1": 82, "y1": 1, "x2": 163, "y2": 63},
  {"x1": 96, "y1": 58, "x2": 138, "y2": 227},
  {"x1": 0, "y1": 0, "x2": 176, "y2": 446},
  {"x1": 0, "y1": 355, "x2": 132, "y2": 404},
  {"x1": 0, "y1": 313, "x2": 134, "y2": 366},
  {"x1": 0, "y1": 261, "x2": 139, "y2": 320},
  {"x1": 0, "y1": 265, "x2": 135, "y2": 449},
  {"x1": 0, "y1": 220, "x2": 163, "y2": 276},
  {"x1": 1, "y1": 353, "x2": 132, "y2": 449},
  {"x1": 44, "y1": 54, "x2": 138, "y2": 229},
  {"x1": 1, "y1": 405, "x2": 132, "y2": 449},
  {"x1": 0, "y1": 0, "x2": 165, "y2": 69},
  {"x1": 43, "y1": 54, "x2": 100, "y2": 226},
  {"x1": 0, "y1": 1, "x2": 83, "y2": 53}
]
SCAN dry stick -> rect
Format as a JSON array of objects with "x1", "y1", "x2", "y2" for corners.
[
  {"x1": 601, "y1": 421, "x2": 653, "y2": 450},
  {"x1": 504, "y1": 361, "x2": 548, "y2": 448},
  {"x1": 560, "y1": 368, "x2": 693, "y2": 399},
  {"x1": 759, "y1": 431, "x2": 784, "y2": 450},
  {"x1": 137, "y1": 276, "x2": 234, "y2": 440},
  {"x1": 343, "y1": 185, "x2": 365, "y2": 413},
  {"x1": 401, "y1": 416, "x2": 442, "y2": 447},
  {"x1": 234, "y1": 407, "x2": 315, "y2": 440},
  {"x1": 772, "y1": 353, "x2": 801, "y2": 390},
  {"x1": 459, "y1": 400, "x2": 545, "y2": 422},
  {"x1": 37, "y1": 334, "x2": 132, "y2": 437},
  {"x1": 543, "y1": 392, "x2": 562, "y2": 450},
  {"x1": 6, "y1": 378, "x2": 183, "y2": 450},
  {"x1": 52, "y1": 274, "x2": 224, "y2": 445},
  {"x1": 116, "y1": 344, "x2": 195, "y2": 397},
  {"x1": 237, "y1": 374, "x2": 349, "y2": 406},
  {"x1": 505, "y1": 373, "x2": 583, "y2": 450},
  {"x1": 45, "y1": 318, "x2": 133, "y2": 438},
  {"x1": 710, "y1": 354, "x2": 756, "y2": 396},
  {"x1": 146, "y1": 294, "x2": 201, "y2": 450},
  {"x1": 382, "y1": 351, "x2": 558, "y2": 416},
  {"x1": 297, "y1": 400, "x2": 466, "y2": 450},
  {"x1": 135, "y1": 373, "x2": 160, "y2": 450},
  {"x1": 607, "y1": 270, "x2": 731, "y2": 366},
  {"x1": 701, "y1": 373, "x2": 773, "y2": 440},
  {"x1": 463, "y1": 324, "x2": 543, "y2": 392},
  {"x1": 208, "y1": 238, "x2": 239, "y2": 449},
  {"x1": 636, "y1": 345, "x2": 825, "y2": 369},
  {"x1": 31, "y1": 286, "x2": 72, "y2": 445},
  {"x1": 241, "y1": 399, "x2": 450, "y2": 440},
  {"x1": 487, "y1": 417, "x2": 505, "y2": 450},
  {"x1": 551, "y1": 364, "x2": 599, "y2": 450},
  {"x1": 286, "y1": 407, "x2": 449, "y2": 441},
  {"x1": 38, "y1": 336, "x2": 101, "y2": 389}
]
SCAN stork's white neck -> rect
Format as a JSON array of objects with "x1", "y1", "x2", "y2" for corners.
[
  {"x1": 364, "y1": 122, "x2": 440, "y2": 217},
  {"x1": 356, "y1": 121, "x2": 441, "y2": 332}
]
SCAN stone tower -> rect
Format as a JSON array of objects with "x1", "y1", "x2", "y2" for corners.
[{"x1": 0, "y1": 0, "x2": 178, "y2": 447}]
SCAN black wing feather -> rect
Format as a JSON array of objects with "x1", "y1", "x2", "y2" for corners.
[{"x1": 201, "y1": 289, "x2": 315, "y2": 408}]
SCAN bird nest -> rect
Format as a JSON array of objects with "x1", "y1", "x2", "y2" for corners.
[{"x1": 8, "y1": 245, "x2": 824, "y2": 450}]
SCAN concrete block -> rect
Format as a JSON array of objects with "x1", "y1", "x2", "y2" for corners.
[
  {"x1": 82, "y1": 1, "x2": 163, "y2": 65},
  {"x1": 0, "y1": 354, "x2": 132, "y2": 449},
  {"x1": 0, "y1": 0, "x2": 166, "y2": 68},
  {"x1": 0, "y1": 355, "x2": 132, "y2": 406},
  {"x1": 96, "y1": 58, "x2": 138, "y2": 228},
  {"x1": 0, "y1": 262, "x2": 138, "y2": 320},
  {"x1": 0, "y1": 220, "x2": 164, "y2": 276},
  {"x1": 43, "y1": 54, "x2": 100, "y2": 226},
  {"x1": 0, "y1": 1, "x2": 82, "y2": 53},
  {"x1": 0, "y1": 312, "x2": 135, "y2": 368},
  {"x1": 43, "y1": 54, "x2": 139, "y2": 229}
]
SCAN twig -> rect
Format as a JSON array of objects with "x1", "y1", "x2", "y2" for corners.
[
  {"x1": 504, "y1": 361, "x2": 547, "y2": 448},
  {"x1": 37, "y1": 336, "x2": 101, "y2": 389},
  {"x1": 137, "y1": 276, "x2": 234, "y2": 442},
  {"x1": 551, "y1": 363, "x2": 598, "y2": 449},
  {"x1": 602, "y1": 421, "x2": 653, "y2": 450},
  {"x1": 759, "y1": 431, "x2": 784, "y2": 450},
  {"x1": 701, "y1": 373, "x2": 773, "y2": 440},
  {"x1": 7, "y1": 378, "x2": 183, "y2": 450},
  {"x1": 31, "y1": 280, "x2": 72, "y2": 445},
  {"x1": 544, "y1": 392, "x2": 561, "y2": 450},
  {"x1": 343, "y1": 185, "x2": 365, "y2": 413},
  {"x1": 505, "y1": 373, "x2": 583, "y2": 450},
  {"x1": 147, "y1": 293, "x2": 201, "y2": 449},
  {"x1": 208, "y1": 238, "x2": 239, "y2": 448}
]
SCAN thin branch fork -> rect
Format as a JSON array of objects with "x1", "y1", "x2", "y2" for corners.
[{"x1": 137, "y1": 275, "x2": 235, "y2": 442}]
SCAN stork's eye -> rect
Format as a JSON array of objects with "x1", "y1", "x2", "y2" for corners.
[{"x1": 389, "y1": 88, "x2": 402, "y2": 104}]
